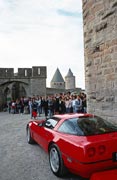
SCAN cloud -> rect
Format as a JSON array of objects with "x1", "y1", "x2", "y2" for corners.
[{"x1": 0, "y1": 0, "x2": 85, "y2": 89}]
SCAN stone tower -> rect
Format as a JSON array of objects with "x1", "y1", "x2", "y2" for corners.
[
  {"x1": 82, "y1": 0, "x2": 117, "y2": 121},
  {"x1": 65, "y1": 68, "x2": 76, "y2": 90},
  {"x1": 50, "y1": 68, "x2": 65, "y2": 89}
]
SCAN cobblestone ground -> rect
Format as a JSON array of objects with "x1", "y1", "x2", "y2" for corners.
[{"x1": 0, "y1": 112, "x2": 87, "y2": 180}]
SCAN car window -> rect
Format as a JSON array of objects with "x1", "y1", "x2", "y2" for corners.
[
  {"x1": 44, "y1": 117, "x2": 60, "y2": 129},
  {"x1": 57, "y1": 116, "x2": 117, "y2": 136},
  {"x1": 78, "y1": 116, "x2": 117, "y2": 135},
  {"x1": 58, "y1": 118, "x2": 84, "y2": 135}
]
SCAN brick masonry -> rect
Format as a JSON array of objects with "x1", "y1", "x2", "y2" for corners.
[{"x1": 82, "y1": 0, "x2": 117, "y2": 122}]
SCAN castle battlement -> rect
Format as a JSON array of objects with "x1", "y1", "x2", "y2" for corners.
[
  {"x1": 0, "y1": 66, "x2": 47, "y2": 107},
  {"x1": 0, "y1": 66, "x2": 47, "y2": 78}
]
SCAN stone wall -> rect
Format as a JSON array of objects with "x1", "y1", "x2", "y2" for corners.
[
  {"x1": 0, "y1": 66, "x2": 47, "y2": 109},
  {"x1": 82, "y1": 0, "x2": 117, "y2": 122},
  {"x1": 30, "y1": 66, "x2": 47, "y2": 96},
  {"x1": 0, "y1": 68, "x2": 14, "y2": 77},
  {"x1": 30, "y1": 78, "x2": 46, "y2": 96},
  {"x1": 65, "y1": 76, "x2": 75, "y2": 90}
]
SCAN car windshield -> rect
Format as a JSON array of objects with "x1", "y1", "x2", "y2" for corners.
[{"x1": 58, "y1": 116, "x2": 117, "y2": 136}]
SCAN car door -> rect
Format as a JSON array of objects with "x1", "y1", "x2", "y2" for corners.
[{"x1": 33, "y1": 119, "x2": 56, "y2": 152}]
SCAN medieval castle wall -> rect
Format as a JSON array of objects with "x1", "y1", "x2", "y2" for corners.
[
  {"x1": 82, "y1": 0, "x2": 117, "y2": 121},
  {"x1": 0, "y1": 66, "x2": 47, "y2": 109}
]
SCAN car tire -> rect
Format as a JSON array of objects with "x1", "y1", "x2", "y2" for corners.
[
  {"x1": 27, "y1": 126, "x2": 35, "y2": 144},
  {"x1": 49, "y1": 144, "x2": 68, "y2": 177}
]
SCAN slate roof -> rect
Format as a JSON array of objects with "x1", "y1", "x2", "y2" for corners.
[
  {"x1": 51, "y1": 68, "x2": 64, "y2": 82},
  {"x1": 66, "y1": 68, "x2": 73, "y2": 77}
]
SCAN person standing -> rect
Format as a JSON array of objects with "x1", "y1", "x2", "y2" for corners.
[
  {"x1": 43, "y1": 96, "x2": 48, "y2": 118},
  {"x1": 71, "y1": 95, "x2": 77, "y2": 113},
  {"x1": 75, "y1": 95, "x2": 82, "y2": 113},
  {"x1": 48, "y1": 96, "x2": 54, "y2": 118},
  {"x1": 31, "y1": 98, "x2": 38, "y2": 119},
  {"x1": 36, "y1": 96, "x2": 42, "y2": 117}
]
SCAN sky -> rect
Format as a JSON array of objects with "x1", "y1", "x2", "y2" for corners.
[{"x1": 0, "y1": 0, "x2": 85, "y2": 89}]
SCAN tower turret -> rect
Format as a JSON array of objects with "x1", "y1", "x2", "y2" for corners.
[
  {"x1": 50, "y1": 68, "x2": 65, "y2": 89},
  {"x1": 65, "y1": 68, "x2": 76, "y2": 90}
]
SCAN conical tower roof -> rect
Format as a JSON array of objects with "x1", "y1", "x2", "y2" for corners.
[
  {"x1": 51, "y1": 68, "x2": 64, "y2": 82},
  {"x1": 66, "y1": 68, "x2": 73, "y2": 77}
]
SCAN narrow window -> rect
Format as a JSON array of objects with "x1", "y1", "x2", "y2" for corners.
[
  {"x1": 38, "y1": 68, "x2": 40, "y2": 75},
  {"x1": 25, "y1": 69, "x2": 27, "y2": 76}
]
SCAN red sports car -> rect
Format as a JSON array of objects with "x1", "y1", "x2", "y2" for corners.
[{"x1": 26, "y1": 113, "x2": 117, "y2": 178}]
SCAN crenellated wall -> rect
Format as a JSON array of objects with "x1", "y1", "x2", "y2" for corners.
[
  {"x1": 0, "y1": 66, "x2": 47, "y2": 108},
  {"x1": 82, "y1": 0, "x2": 117, "y2": 122}
]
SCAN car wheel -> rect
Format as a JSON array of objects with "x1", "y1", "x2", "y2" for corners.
[
  {"x1": 27, "y1": 126, "x2": 35, "y2": 144},
  {"x1": 49, "y1": 144, "x2": 68, "y2": 177}
]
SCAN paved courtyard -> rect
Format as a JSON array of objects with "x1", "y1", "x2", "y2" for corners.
[{"x1": 0, "y1": 112, "x2": 87, "y2": 180}]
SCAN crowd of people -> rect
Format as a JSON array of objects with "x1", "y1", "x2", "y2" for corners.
[{"x1": 8, "y1": 92, "x2": 87, "y2": 119}]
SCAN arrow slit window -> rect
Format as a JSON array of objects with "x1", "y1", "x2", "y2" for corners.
[{"x1": 38, "y1": 68, "x2": 40, "y2": 75}]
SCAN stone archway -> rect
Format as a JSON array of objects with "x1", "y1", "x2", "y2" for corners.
[
  {"x1": 19, "y1": 85, "x2": 26, "y2": 98},
  {"x1": 4, "y1": 87, "x2": 10, "y2": 101},
  {"x1": 0, "y1": 81, "x2": 28, "y2": 111},
  {"x1": 12, "y1": 82, "x2": 27, "y2": 100},
  {"x1": 12, "y1": 83, "x2": 19, "y2": 100},
  {"x1": 3, "y1": 87, "x2": 11, "y2": 110}
]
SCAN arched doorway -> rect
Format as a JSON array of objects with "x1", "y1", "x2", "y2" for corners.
[
  {"x1": 12, "y1": 83, "x2": 19, "y2": 100},
  {"x1": 4, "y1": 87, "x2": 10, "y2": 101},
  {"x1": 12, "y1": 82, "x2": 26, "y2": 100},
  {"x1": 3, "y1": 87, "x2": 11, "y2": 110},
  {"x1": 19, "y1": 86, "x2": 26, "y2": 98}
]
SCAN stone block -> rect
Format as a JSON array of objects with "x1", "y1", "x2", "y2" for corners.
[{"x1": 82, "y1": 0, "x2": 117, "y2": 122}]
